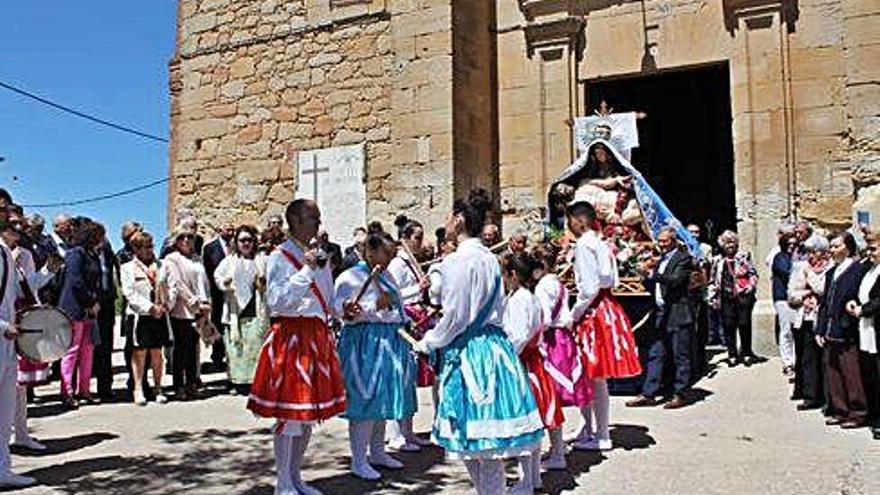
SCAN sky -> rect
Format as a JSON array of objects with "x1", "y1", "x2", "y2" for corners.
[{"x1": 0, "y1": 2, "x2": 177, "y2": 250}]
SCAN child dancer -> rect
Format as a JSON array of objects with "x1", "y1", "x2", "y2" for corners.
[
  {"x1": 533, "y1": 244, "x2": 590, "y2": 469},
  {"x1": 335, "y1": 225, "x2": 415, "y2": 480},
  {"x1": 567, "y1": 201, "x2": 642, "y2": 451},
  {"x1": 413, "y1": 190, "x2": 544, "y2": 495},
  {"x1": 503, "y1": 252, "x2": 564, "y2": 493}
]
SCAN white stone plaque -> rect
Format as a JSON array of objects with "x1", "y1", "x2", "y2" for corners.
[{"x1": 295, "y1": 143, "x2": 366, "y2": 244}]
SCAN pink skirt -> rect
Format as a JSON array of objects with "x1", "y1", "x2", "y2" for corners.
[
  {"x1": 404, "y1": 304, "x2": 436, "y2": 387},
  {"x1": 542, "y1": 327, "x2": 592, "y2": 407}
]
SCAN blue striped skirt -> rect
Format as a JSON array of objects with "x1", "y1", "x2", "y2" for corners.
[{"x1": 338, "y1": 322, "x2": 417, "y2": 421}]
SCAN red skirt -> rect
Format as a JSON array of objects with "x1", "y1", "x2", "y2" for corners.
[
  {"x1": 404, "y1": 304, "x2": 435, "y2": 387},
  {"x1": 18, "y1": 357, "x2": 50, "y2": 386},
  {"x1": 521, "y1": 343, "x2": 564, "y2": 430},
  {"x1": 247, "y1": 317, "x2": 346, "y2": 422},
  {"x1": 576, "y1": 289, "x2": 642, "y2": 380}
]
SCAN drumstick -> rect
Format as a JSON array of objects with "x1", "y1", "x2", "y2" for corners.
[
  {"x1": 397, "y1": 327, "x2": 419, "y2": 348},
  {"x1": 18, "y1": 328, "x2": 43, "y2": 334},
  {"x1": 489, "y1": 239, "x2": 509, "y2": 253},
  {"x1": 353, "y1": 266, "x2": 382, "y2": 305},
  {"x1": 400, "y1": 241, "x2": 428, "y2": 283},
  {"x1": 557, "y1": 263, "x2": 573, "y2": 279},
  {"x1": 631, "y1": 310, "x2": 653, "y2": 333}
]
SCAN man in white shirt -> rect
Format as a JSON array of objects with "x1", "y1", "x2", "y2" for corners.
[{"x1": 0, "y1": 189, "x2": 36, "y2": 488}]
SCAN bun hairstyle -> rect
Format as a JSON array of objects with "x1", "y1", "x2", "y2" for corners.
[
  {"x1": 503, "y1": 251, "x2": 540, "y2": 291},
  {"x1": 394, "y1": 214, "x2": 423, "y2": 240},
  {"x1": 453, "y1": 188, "x2": 493, "y2": 238},
  {"x1": 365, "y1": 221, "x2": 395, "y2": 251}
]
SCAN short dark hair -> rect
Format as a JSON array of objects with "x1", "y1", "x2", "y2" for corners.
[
  {"x1": 839, "y1": 232, "x2": 858, "y2": 257},
  {"x1": 566, "y1": 201, "x2": 596, "y2": 223},
  {"x1": 0, "y1": 188, "x2": 11, "y2": 204},
  {"x1": 285, "y1": 199, "x2": 312, "y2": 226},
  {"x1": 364, "y1": 222, "x2": 395, "y2": 252}
]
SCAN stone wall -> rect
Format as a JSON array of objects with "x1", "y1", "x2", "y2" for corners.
[{"x1": 169, "y1": 0, "x2": 482, "y2": 234}]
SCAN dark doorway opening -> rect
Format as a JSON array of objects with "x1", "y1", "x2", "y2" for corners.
[{"x1": 585, "y1": 63, "x2": 737, "y2": 242}]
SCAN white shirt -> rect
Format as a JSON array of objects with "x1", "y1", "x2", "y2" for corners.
[
  {"x1": 214, "y1": 254, "x2": 265, "y2": 324},
  {"x1": 0, "y1": 241, "x2": 20, "y2": 366},
  {"x1": 265, "y1": 239, "x2": 334, "y2": 319},
  {"x1": 334, "y1": 264, "x2": 406, "y2": 324},
  {"x1": 50, "y1": 231, "x2": 68, "y2": 257},
  {"x1": 535, "y1": 274, "x2": 571, "y2": 328},
  {"x1": 159, "y1": 251, "x2": 210, "y2": 320},
  {"x1": 571, "y1": 231, "x2": 615, "y2": 322},
  {"x1": 387, "y1": 248, "x2": 422, "y2": 304},
  {"x1": 121, "y1": 258, "x2": 159, "y2": 317},
  {"x1": 427, "y1": 260, "x2": 445, "y2": 307},
  {"x1": 503, "y1": 287, "x2": 543, "y2": 354},
  {"x1": 420, "y1": 238, "x2": 504, "y2": 352},
  {"x1": 858, "y1": 263, "x2": 880, "y2": 354},
  {"x1": 833, "y1": 258, "x2": 854, "y2": 280},
  {"x1": 12, "y1": 246, "x2": 53, "y2": 295},
  {"x1": 654, "y1": 250, "x2": 674, "y2": 308}
]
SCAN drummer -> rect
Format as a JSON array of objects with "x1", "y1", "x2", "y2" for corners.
[{"x1": 0, "y1": 189, "x2": 37, "y2": 488}]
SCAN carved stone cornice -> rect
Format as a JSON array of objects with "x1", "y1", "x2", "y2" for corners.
[
  {"x1": 523, "y1": 16, "x2": 584, "y2": 57},
  {"x1": 722, "y1": 0, "x2": 800, "y2": 33}
]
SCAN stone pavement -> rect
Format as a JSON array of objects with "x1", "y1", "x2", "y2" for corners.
[{"x1": 7, "y1": 347, "x2": 879, "y2": 495}]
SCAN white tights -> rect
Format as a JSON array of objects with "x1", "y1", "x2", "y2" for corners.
[
  {"x1": 13, "y1": 386, "x2": 32, "y2": 443},
  {"x1": 580, "y1": 378, "x2": 610, "y2": 441},
  {"x1": 464, "y1": 459, "x2": 506, "y2": 495},
  {"x1": 273, "y1": 423, "x2": 318, "y2": 495}
]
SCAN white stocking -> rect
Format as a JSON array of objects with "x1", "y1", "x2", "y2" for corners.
[
  {"x1": 13, "y1": 386, "x2": 30, "y2": 443},
  {"x1": 290, "y1": 424, "x2": 323, "y2": 495},
  {"x1": 348, "y1": 421, "x2": 372, "y2": 472},
  {"x1": 272, "y1": 433, "x2": 294, "y2": 495},
  {"x1": 592, "y1": 378, "x2": 610, "y2": 441},
  {"x1": 531, "y1": 450, "x2": 542, "y2": 489},
  {"x1": 549, "y1": 429, "x2": 565, "y2": 459},
  {"x1": 386, "y1": 419, "x2": 403, "y2": 443},
  {"x1": 480, "y1": 459, "x2": 506, "y2": 495},
  {"x1": 578, "y1": 405, "x2": 594, "y2": 441},
  {"x1": 515, "y1": 454, "x2": 533, "y2": 490},
  {"x1": 464, "y1": 460, "x2": 482, "y2": 494}
]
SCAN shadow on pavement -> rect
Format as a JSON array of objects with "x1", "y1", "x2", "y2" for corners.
[
  {"x1": 11, "y1": 432, "x2": 118, "y2": 457},
  {"x1": 542, "y1": 423, "x2": 655, "y2": 495}
]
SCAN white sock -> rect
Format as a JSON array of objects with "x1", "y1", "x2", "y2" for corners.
[
  {"x1": 593, "y1": 379, "x2": 610, "y2": 441},
  {"x1": 401, "y1": 417, "x2": 416, "y2": 442},
  {"x1": 386, "y1": 419, "x2": 403, "y2": 443},
  {"x1": 464, "y1": 460, "x2": 483, "y2": 494},
  {"x1": 348, "y1": 421, "x2": 371, "y2": 471},
  {"x1": 290, "y1": 424, "x2": 324, "y2": 494},
  {"x1": 13, "y1": 386, "x2": 29, "y2": 443},
  {"x1": 549, "y1": 429, "x2": 565, "y2": 459},
  {"x1": 531, "y1": 451, "x2": 542, "y2": 489},
  {"x1": 480, "y1": 459, "x2": 506, "y2": 495},
  {"x1": 578, "y1": 405, "x2": 594, "y2": 441},
  {"x1": 517, "y1": 454, "x2": 533, "y2": 489},
  {"x1": 273, "y1": 433, "x2": 294, "y2": 494}
]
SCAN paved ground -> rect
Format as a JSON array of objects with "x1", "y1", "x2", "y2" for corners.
[{"x1": 7, "y1": 343, "x2": 880, "y2": 495}]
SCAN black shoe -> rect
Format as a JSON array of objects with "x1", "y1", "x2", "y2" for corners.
[
  {"x1": 872, "y1": 427, "x2": 880, "y2": 440},
  {"x1": 797, "y1": 402, "x2": 822, "y2": 411},
  {"x1": 790, "y1": 393, "x2": 804, "y2": 401}
]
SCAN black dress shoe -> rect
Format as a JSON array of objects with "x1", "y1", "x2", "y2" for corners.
[
  {"x1": 797, "y1": 402, "x2": 822, "y2": 411},
  {"x1": 872, "y1": 427, "x2": 880, "y2": 440}
]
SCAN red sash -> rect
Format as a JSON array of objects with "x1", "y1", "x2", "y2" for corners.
[{"x1": 278, "y1": 248, "x2": 331, "y2": 319}]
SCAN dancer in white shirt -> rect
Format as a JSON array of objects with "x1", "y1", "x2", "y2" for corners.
[
  {"x1": 414, "y1": 189, "x2": 544, "y2": 495},
  {"x1": 503, "y1": 252, "x2": 564, "y2": 494}
]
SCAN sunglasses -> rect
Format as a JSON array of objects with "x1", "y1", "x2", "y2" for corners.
[
  {"x1": 178, "y1": 234, "x2": 194, "y2": 240},
  {"x1": 238, "y1": 237, "x2": 255, "y2": 243}
]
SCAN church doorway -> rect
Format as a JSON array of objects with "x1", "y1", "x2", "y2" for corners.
[{"x1": 584, "y1": 62, "x2": 737, "y2": 242}]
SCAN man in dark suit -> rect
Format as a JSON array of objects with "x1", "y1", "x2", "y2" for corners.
[
  {"x1": 94, "y1": 237, "x2": 118, "y2": 400},
  {"x1": 627, "y1": 227, "x2": 695, "y2": 409},
  {"x1": 203, "y1": 222, "x2": 235, "y2": 370}
]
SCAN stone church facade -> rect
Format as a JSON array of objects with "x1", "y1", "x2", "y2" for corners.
[{"x1": 168, "y1": 0, "x2": 878, "y2": 269}]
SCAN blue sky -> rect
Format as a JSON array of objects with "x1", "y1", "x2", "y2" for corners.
[{"x1": 0, "y1": 2, "x2": 177, "y2": 250}]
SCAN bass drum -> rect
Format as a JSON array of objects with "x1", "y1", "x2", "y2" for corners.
[{"x1": 17, "y1": 306, "x2": 73, "y2": 363}]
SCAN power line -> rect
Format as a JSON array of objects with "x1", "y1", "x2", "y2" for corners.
[
  {"x1": 21, "y1": 177, "x2": 170, "y2": 208},
  {"x1": 0, "y1": 80, "x2": 169, "y2": 143}
]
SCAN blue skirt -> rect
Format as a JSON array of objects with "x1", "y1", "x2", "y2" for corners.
[
  {"x1": 338, "y1": 322, "x2": 417, "y2": 421},
  {"x1": 433, "y1": 324, "x2": 544, "y2": 459}
]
